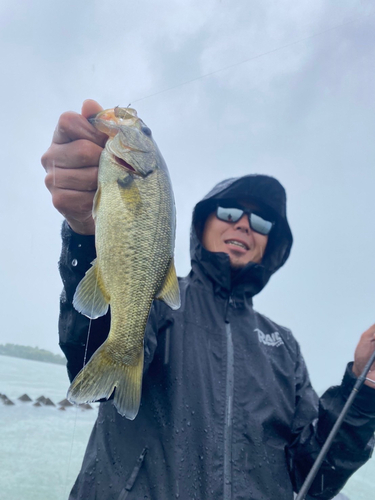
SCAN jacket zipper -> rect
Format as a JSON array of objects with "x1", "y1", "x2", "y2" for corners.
[
  {"x1": 117, "y1": 447, "x2": 148, "y2": 500},
  {"x1": 224, "y1": 297, "x2": 234, "y2": 500}
]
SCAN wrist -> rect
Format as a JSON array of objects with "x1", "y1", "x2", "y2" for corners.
[
  {"x1": 352, "y1": 364, "x2": 375, "y2": 389},
  {"x1": 67, "y1": 218, "x2": 95, "y2": 236},
  {"x1": 60, "y1": 220, "x2": 96, "y2": 275},
  {"x1": 365, "y1": 371, "x2": 375, "y2": 388},
  {"x1": 352, "y1": 363, "x2": 361, "y2": 378}
]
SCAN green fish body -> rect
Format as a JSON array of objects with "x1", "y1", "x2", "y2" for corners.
[{"x1": 67, "y1": 107, "x2": 180, "y2": 419}]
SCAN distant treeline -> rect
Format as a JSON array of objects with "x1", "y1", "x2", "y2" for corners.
[{"x1": 0, "y1": 343, "x2": 66, "y2": 365}]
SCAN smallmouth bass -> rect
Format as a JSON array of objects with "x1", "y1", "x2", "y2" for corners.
[{"x1": 67, "y1": 107, "x2": 180, "y2": 419}]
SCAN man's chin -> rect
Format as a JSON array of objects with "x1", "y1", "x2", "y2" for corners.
[
  {"x1": 230, "y1": 259, "x2": 260, "y2": 269},
  {"x1": 229, "y1": 261, "x2": 247, "y2": 270}
]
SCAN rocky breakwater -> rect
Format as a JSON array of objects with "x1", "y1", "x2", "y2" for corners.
[{"x1": 0, "y1": 392, "x2": 93, "y2": 411}]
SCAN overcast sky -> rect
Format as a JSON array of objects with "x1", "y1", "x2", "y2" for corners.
[{"x1": 0, "y1": 0, "x2": 374, "y2": 393}]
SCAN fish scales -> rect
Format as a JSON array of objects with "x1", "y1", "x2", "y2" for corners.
[
  {"x1": 97, "y1": 156, "x2": 174, "y2": 364},
  {"x1": 67, "y1": 107, "x2": 180, "y2": 419}
]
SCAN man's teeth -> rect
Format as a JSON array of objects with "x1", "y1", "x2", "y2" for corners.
[{"x1": 226, "y1": 240, "x2": 247, "y2": 249}]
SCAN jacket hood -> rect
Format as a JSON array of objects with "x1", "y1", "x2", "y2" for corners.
[{"x1": 190, "y1": 174, "x2": 293, "y2": 296}]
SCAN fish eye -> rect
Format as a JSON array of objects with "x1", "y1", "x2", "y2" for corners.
[{"x1": 141, "y1": 126, "x2": 152, "y2": 137}]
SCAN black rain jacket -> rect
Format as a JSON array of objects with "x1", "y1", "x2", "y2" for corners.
[{"x1": 58, "y1": 174, "x2": 375, "y2": 500}]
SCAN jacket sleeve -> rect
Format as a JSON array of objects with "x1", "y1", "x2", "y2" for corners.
[
  {"x1": 58, "y1": 221, "x2": 161, "y2": 382},
  {"x1": 287, "y1": 343, "x2": 375, "y2": 499}
]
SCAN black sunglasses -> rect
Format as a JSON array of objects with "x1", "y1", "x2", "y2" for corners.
[{"x1": 216, "y1": 206, "x2": 274, "y2": 235}]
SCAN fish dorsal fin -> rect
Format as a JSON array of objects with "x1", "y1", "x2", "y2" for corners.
[
  {"x1": 156, "y1": 258, "x2": 181, "y2": 310},
  {"x1": 73, "y1": 259, "x2": 110, "y2": 319}
]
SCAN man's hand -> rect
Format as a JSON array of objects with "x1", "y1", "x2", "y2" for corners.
[
  {"x1": 41, "y1": 99, "x2": 107, "y2": 235},
  {"x1": 352, "y1": 324, "x2": 375, "y2": 388}
]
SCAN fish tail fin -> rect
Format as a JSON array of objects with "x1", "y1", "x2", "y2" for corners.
[
  {"x1": 67, "y1": 342, "x2": 144, "y2": 420},
  {"x1": 113, "y1": 348, "x2": 144, "y2": 420}
]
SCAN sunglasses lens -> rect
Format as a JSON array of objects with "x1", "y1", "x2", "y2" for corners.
[
  {"x1": 216, "y1": 206, "x2": 273, "y2": 235},
  {"x1": 249, "y1": 213, "x2": 273, "y2": 235},
  {"x1": 216, "y1": 206, "x2": 243, "y2": 222}
]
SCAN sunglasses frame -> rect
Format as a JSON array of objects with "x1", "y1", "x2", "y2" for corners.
[{"x1": 215, "y1": 205, "x2": 274, "y2": 236}]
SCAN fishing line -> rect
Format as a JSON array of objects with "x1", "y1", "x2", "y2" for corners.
[
  {"x1": 52, "y1": 160, "x2": 56, "y2": 186},
  {"x1": 129, "y1": 13, "x2": 371, "y2": 105},
  {"x1": 63, "y1": 276, "x2": 98, "y2": 499},
  {"x1": 63, "y1": 403, "x2": 79, "y2": 499}
]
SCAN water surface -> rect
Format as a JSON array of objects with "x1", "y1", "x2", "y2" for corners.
[{"x1": 0, "y1": 355, "x2": 374, "y2": 499}]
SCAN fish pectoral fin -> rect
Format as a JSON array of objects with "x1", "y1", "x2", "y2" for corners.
[
  {"x1": 73, "y1": 259, "x2": 109, "y2": 319},
  {"x1": 156, "y1": 258, "x2": 181, "y2": 310},
  {"x1": 68, "y1": 342, "x2": 144, "y2": 420}
]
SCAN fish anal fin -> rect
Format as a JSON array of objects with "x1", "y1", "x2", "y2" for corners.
[
  {"x1": 156, "y1": 258, "x2": 181, "y2": 310},
  {"x1": 73, "y1": 259, "x2": 109, "y2": 319},
  {"x1": 67, "y1": 342, "x2": 144, "y2": 420}
]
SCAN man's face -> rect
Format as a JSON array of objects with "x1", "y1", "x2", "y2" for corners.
[{"x1": 201, "y1": 201, "x2": 269, "y2": 267}]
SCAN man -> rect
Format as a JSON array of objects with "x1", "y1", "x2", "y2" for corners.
[{"x1": 42, "y1": 100, "x2": 375, "y2": 500}]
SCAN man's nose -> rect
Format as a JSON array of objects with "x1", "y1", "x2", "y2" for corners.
[{"x1": 234, "y1": 214, "x2": 251, "y2": 232}]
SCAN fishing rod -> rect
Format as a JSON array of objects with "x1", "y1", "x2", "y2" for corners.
[{"x1": 295, "y1": 348, "x2": 375, "y2": 500}]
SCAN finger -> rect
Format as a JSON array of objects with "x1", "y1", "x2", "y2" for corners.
[
  {"x1": 45, "y1": 166, "x2": 98, "y2": 192},
  {"x1": 42, "y1": 140, "x2": 103, "y2": 170},
  {"x1": 50, "y1": 189, "x2": 96, "y2": 218},
  {"x1": 52, "y1": 111, "x2": 107, "y2": 146},
  {"x1": 67, "y1": 218, "x2": 96, "y2": 236},
  {"x1": 362, "y1": 324, "x2": 375, "y2": 341},
  {"x1": 81, "y1": 99, "x2": 103, "y2": 119}
]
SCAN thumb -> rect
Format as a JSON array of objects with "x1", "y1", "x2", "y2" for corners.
[{"x1": 81, "y1": 99, "x2": 104, "y2": 119}]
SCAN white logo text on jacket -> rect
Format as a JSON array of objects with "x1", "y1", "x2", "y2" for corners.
[{"x1": 255, "y1": 328, "x2": 284, "y2": 347}]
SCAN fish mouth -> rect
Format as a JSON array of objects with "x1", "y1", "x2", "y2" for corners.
[
  {"x1": 90, "y1": 107, "x2": 155, "y2": 177},
  {"x1": 112, "y1": 154, "x2": 138, "y2": 174},
  {"x1": 88, "y1": 108, "x2": 138, "y2": 136},
  {"x1": 224, "y1": 239, "x2": 249, "y2": 250}
]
